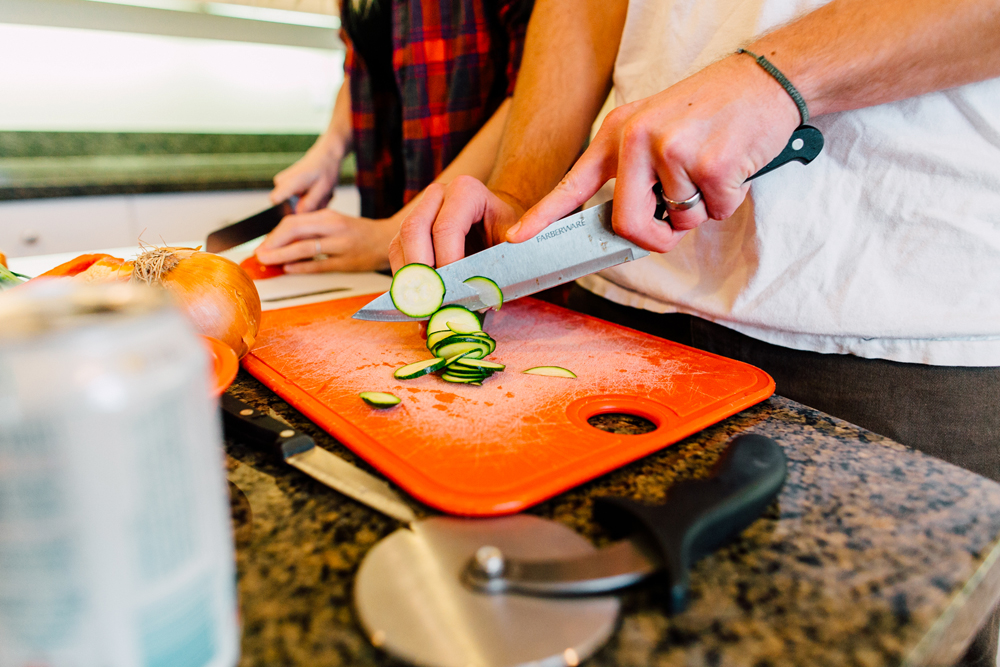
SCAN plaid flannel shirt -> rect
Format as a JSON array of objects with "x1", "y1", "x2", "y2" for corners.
[{"x1": 343, "y1": 0, "x2": 532, "y2": 219}]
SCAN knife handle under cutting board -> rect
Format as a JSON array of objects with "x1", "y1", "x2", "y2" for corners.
[
  {"x1": 220, "y1": 393, "x2": 315, "y2": 459},
  {"x1": 594, "y1": 434, "x2": 787, "y2": 612},
  {"x1": 654, "y1": 125, "x2": 824, "y2": 220}
]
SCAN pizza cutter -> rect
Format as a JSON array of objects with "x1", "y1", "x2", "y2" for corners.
[{"x1": 353, "y1": 434, "x2": 787, "y2": 667}]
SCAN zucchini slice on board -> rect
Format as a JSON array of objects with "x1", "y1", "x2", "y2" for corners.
[
  {"x1": 446, "y1": 321, "x2": 483, "y2": 335},
  {"x1": 463, "y1": 276, "x2": 504, "y2": 311},
  {"x1": 390, "y1": 263, "x2": 445, "y2": 318},
  {"x1": 425, "y1": 329, "x2": 458, "y2": 350},
  {"x1": 454, "y1": 358, "x2": 506, "y2": 371},
  {"x1": 359, "y1": 391, "x2": 402, "y2": 407},
  {"x1": 522, "y1": 366, "x2": 577, "y2": 379},
  {"x1": 431, "y1": 334, "x2": 496, "y2": 355},
  {"x1": 441, "y1": 373, "x2": 483, "y2": 384},
  {"x1": 433, "y1": 340, "x2": 490, "y2": 361},
  {"x1": 393, "y1": 357, "x2": 448, "y2": 380},
  {"x1": 427, "y1": 305, "x2": 482, "y2": 335}
]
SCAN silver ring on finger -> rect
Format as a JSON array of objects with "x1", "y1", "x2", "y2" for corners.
[
  {"x1": 652, "y1": 182, "x2": 702, "y2": 221},
  {"x1": 662, "y1": 188, "x2": 702, "y2": 211},
  {"x1": 313, "y1": 239, "x2": 328, "y2": 260}
]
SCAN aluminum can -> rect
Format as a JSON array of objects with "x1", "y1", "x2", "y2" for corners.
[{"x1": 0, "y1": 281, "x2": 238, "y2": 667}]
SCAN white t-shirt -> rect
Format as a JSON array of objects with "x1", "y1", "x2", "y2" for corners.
[{"x1": 578, "y1": 0, "x2": 1000, "y2": 366}]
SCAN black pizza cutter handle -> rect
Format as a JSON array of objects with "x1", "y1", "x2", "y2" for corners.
[
  {"x1": 463, "y1": 434, "x2": 786, "y2": 614},
  {"x1": 594, "y1": 433, "x2": 787, "y2": 612}
]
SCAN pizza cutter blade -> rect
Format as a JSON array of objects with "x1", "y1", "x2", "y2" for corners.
[{"x1": 353, "y1": 514, "x2": 621, "y2": 667}]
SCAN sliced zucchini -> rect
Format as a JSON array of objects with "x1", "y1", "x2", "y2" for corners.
[
  {"x1": 454, "y1": 358, "x2": 505, "y2": 371},
  {"x1": 446, "y1": 321, "x2": 483, "y2": 335},
  {"x1": 427, "y1": 305, "x2": 481, "y2": 335},
  {"x1": 393, "y1": 357, "x2": 447, "y2": 380},
  {"x1": 442, "y1": 351, "x2": 477, "y2": 367},
  {"x1": 522, "y1": 366, "x2": 577, "y2": 379},
  {"x1": 441, "y1": 373, "x2": 484, "y2": 384},
  {"x1": 425, "y1": 329, "x2": 456, "y2": 350},
  {"x1": 434, "y1": 334, "x2": 495, "y2": 354},
  {"x1": 441, "y1": 364, "x2": 491, "y2": 378},
  {"x1": 390, "y1": 264, "x2": 445, "y2": 318},
  {"x1": 433, "y1": 340, "x2": 490, "y2": 361},
  {"x1": 463, "y1": 276, "x2": 504, "y2": 311},
  {"x1": 360, "y1": 391, "x2": 402, "y2": 407}
]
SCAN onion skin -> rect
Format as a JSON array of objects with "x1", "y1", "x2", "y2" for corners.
[{"x1": 134, "y1": 248, "x2": 262, "y2": 359}]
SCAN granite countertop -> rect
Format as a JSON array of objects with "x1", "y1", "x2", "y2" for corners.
[
  {"x1": 224, "y1": 371, "x2": 1000, "y2": 667},
  {"x1": 0, "y1": 131, "x2": 355, "y2": 200}
]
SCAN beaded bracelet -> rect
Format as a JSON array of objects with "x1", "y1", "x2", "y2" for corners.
[{"x1": 736, "y1": 48, "x2": 809, "y2": 125}]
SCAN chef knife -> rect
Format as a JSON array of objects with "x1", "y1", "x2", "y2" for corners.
[
  {"x1": 353, "y1": 125, "x2": 824, "y2": 321},
  {"x1": 205, "y1": 196, "x2": 298, "y2": 253},
  {"x1": 220, "y1": 393, "x2": 417, "y2": 525}
]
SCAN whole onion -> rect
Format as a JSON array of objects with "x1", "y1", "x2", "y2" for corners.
[{"x1": 132, "y1": 247, "x2": 261, "y2": 358}]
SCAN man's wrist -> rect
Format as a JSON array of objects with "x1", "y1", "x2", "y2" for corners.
[
  {"x1": 728, "y1": 50, "x2": 804, "y2": 130},
  {"x1": 736, "y1": 48, "x2": 810, "y2": 124}
]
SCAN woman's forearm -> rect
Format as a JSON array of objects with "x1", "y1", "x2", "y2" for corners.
[{"x1": 325, "y1": 77, "x2": 354, "y2": 158}]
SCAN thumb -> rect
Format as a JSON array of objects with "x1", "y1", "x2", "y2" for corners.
[{"x1": 507, "y1": 149, "x2": 610, "y2": 243}]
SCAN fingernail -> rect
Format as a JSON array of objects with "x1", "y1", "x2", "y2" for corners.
[{"x1": 507, "y1": 223, "x2": 522, "y2": 239}]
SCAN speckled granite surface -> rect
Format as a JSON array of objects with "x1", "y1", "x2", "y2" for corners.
[{"x1": 224, "y1": 371, "x2": 1000, "y2": 667}]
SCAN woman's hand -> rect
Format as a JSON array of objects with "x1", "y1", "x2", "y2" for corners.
[
  {"x1": 270, "y1": 133, "x2": 348, "y2": 214},
  {"x1": 254, "y1": 209, "x2": 400, "y2": 273}
]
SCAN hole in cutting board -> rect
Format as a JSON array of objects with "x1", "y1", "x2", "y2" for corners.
[
  {"x1": 587, "y1": 412, "x2": 658, "y2": 435},
  {"x1": 566, "y1": 395, "x2": 675, "y2": 437}
]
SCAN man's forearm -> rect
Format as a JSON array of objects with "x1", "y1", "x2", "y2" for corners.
[
  {"x1": 751, "y1": 0, "x2": 1000, "y2": 118},
  {"x1": 486, "y1": 0, "x2": 628, "y2": 212}
]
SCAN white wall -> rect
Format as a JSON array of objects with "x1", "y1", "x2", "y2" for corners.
[{"x1": 0, "y1": 23, "x2": 341, "y2": 133}]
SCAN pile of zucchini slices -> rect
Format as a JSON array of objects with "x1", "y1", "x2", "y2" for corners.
[
  {"x1": 362, "y1": 263, "x2": 574, "y2": 406},
  {"x1": 394, "y1": 305, "x2": 505, "y2": 385}
]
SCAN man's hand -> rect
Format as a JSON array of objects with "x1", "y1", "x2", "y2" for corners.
[
  {"x1": 512, "y1": 55, "x2": 801, "y2": 251},
  {"x1": 254, "y1": 209, "x2": 397, "y2": 273},
  {"x1": 387, "y1": 177, "x2": 525, "y2": 272}
]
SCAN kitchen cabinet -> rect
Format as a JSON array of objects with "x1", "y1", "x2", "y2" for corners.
[{"x1": 0, "y1": 187, "x2": 360, "y2": 259}]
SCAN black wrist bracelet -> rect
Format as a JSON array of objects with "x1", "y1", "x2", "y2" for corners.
[{"x1": 736, "y1": 48, "x2": 809, "y2": 124}]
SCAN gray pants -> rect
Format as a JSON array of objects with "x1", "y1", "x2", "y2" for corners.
[{"x1": 567, "y1": 286, "x2": 1000, "y2": 665}]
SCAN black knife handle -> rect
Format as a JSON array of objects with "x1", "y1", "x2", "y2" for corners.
[
  {"x1": 220, "y1": 393, "x2": 315, "y2": 459},
  {"x1": 654, "y1": 125, "x2": 824, "y2": 220},
  {"x1": 594, "y1": 434, "x2": 787, "y2": 613}
]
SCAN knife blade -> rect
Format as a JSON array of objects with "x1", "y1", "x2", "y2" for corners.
[
  {"x1": 353, "y1": 200, "x2": 638, "y2": 321},
  {"x1": 220, "y1": 393, "x2": 417, "y2": 525},
  {"x1": 352, "y1": 125, "x2": 824, "y2": 322},
  {"x1": 205, "y1": 196, "x2": 298, "y2": 253}
]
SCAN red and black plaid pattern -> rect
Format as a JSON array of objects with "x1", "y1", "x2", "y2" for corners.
[{"x1": 344, "y1": 0, "x2": 532, "y2": 219}]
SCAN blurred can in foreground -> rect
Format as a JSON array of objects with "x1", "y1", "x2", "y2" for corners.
[{"x1": 0, "y1": 282, "x2": 238, "y2": 667}]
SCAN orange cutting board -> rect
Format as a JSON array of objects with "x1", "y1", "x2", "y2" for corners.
[{"x1": 242, "y1": 294, "x2": 774, "y2": 516}]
